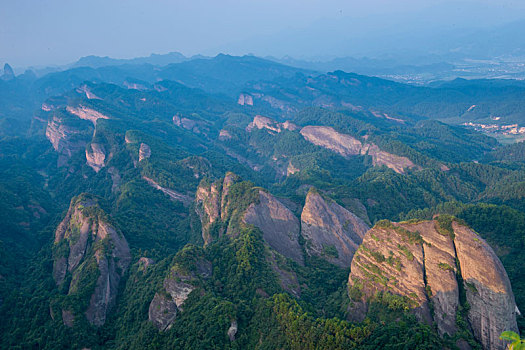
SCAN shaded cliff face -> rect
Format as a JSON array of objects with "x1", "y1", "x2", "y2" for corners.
[
  {"x1": 195, "y1": 173, "x2": 303, "y2": 264},
  {"x1": 301, "y1": 189, "x2": 369, "y2": 267},
  {"x1": 243, "y1": 190, "x2": 303, "y2": 264},
  {"x1": 347, "y1": 218, "x2": 518, "y2": 350},
  {"x1": 300, "y1": 125, "x2": 416, "y2": 174},
  {"x1": 148, "y1": 247, "x2": 212, "y2": 331},
  {"x1": 52, "y1": 195, "x2": 131, "y2": 327}
]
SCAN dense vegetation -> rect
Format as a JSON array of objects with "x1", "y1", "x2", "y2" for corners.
[{"x1": 1, "y1": 54, "x2": 524, "y2": 349}]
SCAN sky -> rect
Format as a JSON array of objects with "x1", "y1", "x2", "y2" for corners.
[{"x1": 2, "y1": 0, "x2": 525, "y2": 68}]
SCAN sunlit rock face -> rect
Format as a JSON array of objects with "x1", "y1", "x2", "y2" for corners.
[{"x1": 347, "y1": 219, "x2": 519, "y2": 350}]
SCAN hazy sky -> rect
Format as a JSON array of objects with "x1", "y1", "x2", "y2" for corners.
[{"x1": 2, "y1": 0, "x2": 525, "y2": 67}]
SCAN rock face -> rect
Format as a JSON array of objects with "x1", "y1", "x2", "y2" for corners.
[
  {"x1": 243, "y1": 190, "x2": 303, "y2": 264},
  {"x1": 347, "y1": 218, "x2": 518, "y2": 350},
  {"x1": 453, "y1": 222, "x2": 519, "y2": 350},
  {"x1": 300, "y1": 125, "x2": 416, "y2": 174},
  {"x1": 237, "y1": 93, "x2": 254, "y2": 106},
  {"x1": 138, "y1": 143, "x2": 151, "y2": 162},
  {"x1": 85, "y1": 143, "x2": 106, "y2": 172},
  {"x1": 246, "y1": 115, "x2": 298, "y2": 133},
  {"x1": 45, "y1": 114, "x2": 93, "y2": 167},
  {"x1": 301, "y1": 189, "x2": 369, "y2": 267},
  {"x1": 148, "y1": 247, "x2": 212, "y2": 331},
  {"x1": 52, "y1": 195, "x2": 131, "y2": 327},
  {"x1": 1, "y1": 63, "x2": 15, "y2": 81},
  {"x1": 143, "y1": 176, "x2": 193, "y2": 206},
  {"x1": 195, "y1": 173, "x2": 303, "y2": 264},
  {"x1": 66, "y1": 105, "x2": 110, "y2": 125}
]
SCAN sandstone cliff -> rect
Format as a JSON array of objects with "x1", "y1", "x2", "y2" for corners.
[
  {"x1": 246, "y1": 115, "x2": 298, "y2": 133},
  {"x1": 85, "y1": 143, "x2": 106, "y2": 172},
  {"x1": 301, "y1": 189, "x2": 369, "y2": 267},
  {"x1": 347, "y1": 218, "x2": 518, "y2": 350},
  {"x1": 52, "y1": 194, "x2": 131, "y2": 327},
  {"x1": 300, "y1": 125, "x2": 416, "y2": 174},
  {"x1": 195, "y1": 173, "x2": 303, "y2": 264},
  {"x1": 148, "y1": 246, "x2": 212, "y2": 331},
  {"x1": 45, "y1": 113, "x2": 93, "y2": 167}
]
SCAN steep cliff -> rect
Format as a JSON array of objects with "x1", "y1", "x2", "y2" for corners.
[
  {"x1": 85, "y1": 143, "x2": 106, "y2": 172},
  {"x1": 148, "y1": 246, "x2": 212, "y2": 331},
  {"x1": 52, "y1": 194, "x2": 131, "y2": 327},
  {"x1": 45, "y1": 112, "x2": 93, "y2": 167},
  {"x1": 300, "y1": 125, "x2": 416, "y2": 174},
  {"x1": 246, "y1": 115, "x2": 298, "y2": 133},
  {"x1": 195, "y1": 173, "x2": 303, "y2": 264},
  {"x1": 301, "y1": 189, "x2": 369, "y2": 267},
  {"x1": 347, "y1": 217, "x2": 519, "y2": 349}
]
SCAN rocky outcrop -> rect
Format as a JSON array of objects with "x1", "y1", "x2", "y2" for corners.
[
  {"x1": 195, "y1": 173, "x2": 303, "y2": 264},
  {"x1": 52, "y1": 194, "x2": 131, "y2": 327},
  {"x1": 300, "y1": 126, "x2": 416, "y2": 174},
  {"x1": 149, "y1": 246, "x2": 211, "y2": 331},
  {"x1": 45, "y1": 114, "x2": 93, "y2": 167},
  {"x1": 301, "y1": 189, "x2": 369, "y2": 267},
  {"x1": 138, "y1": 143, "x2": 151, "y2": 162},
  {"x1": 237, "y1": 93, "x2": 254, "y2": 106},
  {"x1": 453, "y1": 222, "x2": 519, "y2": 350},
  {"x1": 1, "y1": 63, "x2": 15, "y2": 81},
  {"x1": 172, "y1": 115, "x2": 210, "y2": 135},
  {"x1": 243, "y1": 190, "x2": 303, "y2": 264},
  {"x1": 76, "y1": 85, "x2": 101, "y2": 100},
  {"x1": 228, "y1": 320, "x2": 238, "y2": 341},
  {"x1": 66, "y1": 106, "x2": 110, "y2": 125},
  {"x1": 347, "y1": 218, "x2": 518, "y2": 349},
  {"x1": 85, "y1": 143, "x2": 106, "y2": 172},
  {"x1": 143, "y1": 176, "x2": 193, "y2": 205},
  {"x1": 246, "y1": 115, "x2": 298, "y2": 133}
]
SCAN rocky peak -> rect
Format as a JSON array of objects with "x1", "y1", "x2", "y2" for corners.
[
  {"x1": 52, "y1": 194, "x2": 131, "y2": 327},
  {"x1": 347, "y1": 218, "x2": 518, "y2": 349},
  {"x1": 195, "y1": 173, "x2": 303, "y2": 264},
  {"x1": 301, "y1": 188, "x2": 369, "y2": 267},
  {"x1": 1, "y1": 63, "x2": 15, "y2": 81}
]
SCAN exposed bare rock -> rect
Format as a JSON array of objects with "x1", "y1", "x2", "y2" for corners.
[
  {"x1": 148, "y1": 293, "x2": 178, "y2": 331},
  {"x1": 347, "y1": 218, "x2": 518, "y2": 349},
  {"x1": 219, "y1": 129, "x2": 233, "y2": 140},
  {"x1": 195, "y1": 179, "x2": 222, "y2": 245},
  {"x1": 148, "y1": 248, "x2": 211, "y2": 331},
  {"x1": 76, "y1": 85, "x2": 101, "y2": 100},
  {"x1": 66, "y1": 106, "x2": 109, "y2": 125},
  {"x1": 52, "y1": 195, "x2": 131, "y2": 327},
  {"x1": 243, "y1": 190, "x2": 303, "y2": 264},
  {"x1": 142, "y1": 176, "x2": 192, "y2": 205},
  {"x1": 228, "y1": 320, "x2": 238, "y2": 341},
  {"x1": 138, "y1": 257, "x2": 155, "y2": 271},
  {"x1": 1, "y1": 63, "x2": 15, "y2": 81},
  {"x1": 237, "y1": 93, "x2": 253, "y2": 106},
  {"x1": 246, "y1": 115, "x2": 299, "y2": 133},
  {"x1": 45, "y1": 114, "x2": 92, "y2": 167},
  {"x1": 85, "y1": 143, "x2": 106, "y2": 172},
  {"x1": 301, "y1": 189, "x2": 369, "y2": 267},
  {"x1": 453, "y1": 222, "x2": 519, "y2": 350},
  {"x1": 286, "y1": 162, "x2": 300, "y2": 176},
  {"x1": 300, "y1": 126, "x2": 362, "y2": 157},
  {"x1": 300, "y1": 125, "x2": 416, "y2": 174},
  {"x1": 138, "y1": 143, "x2": 151, "y2": 162}
]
